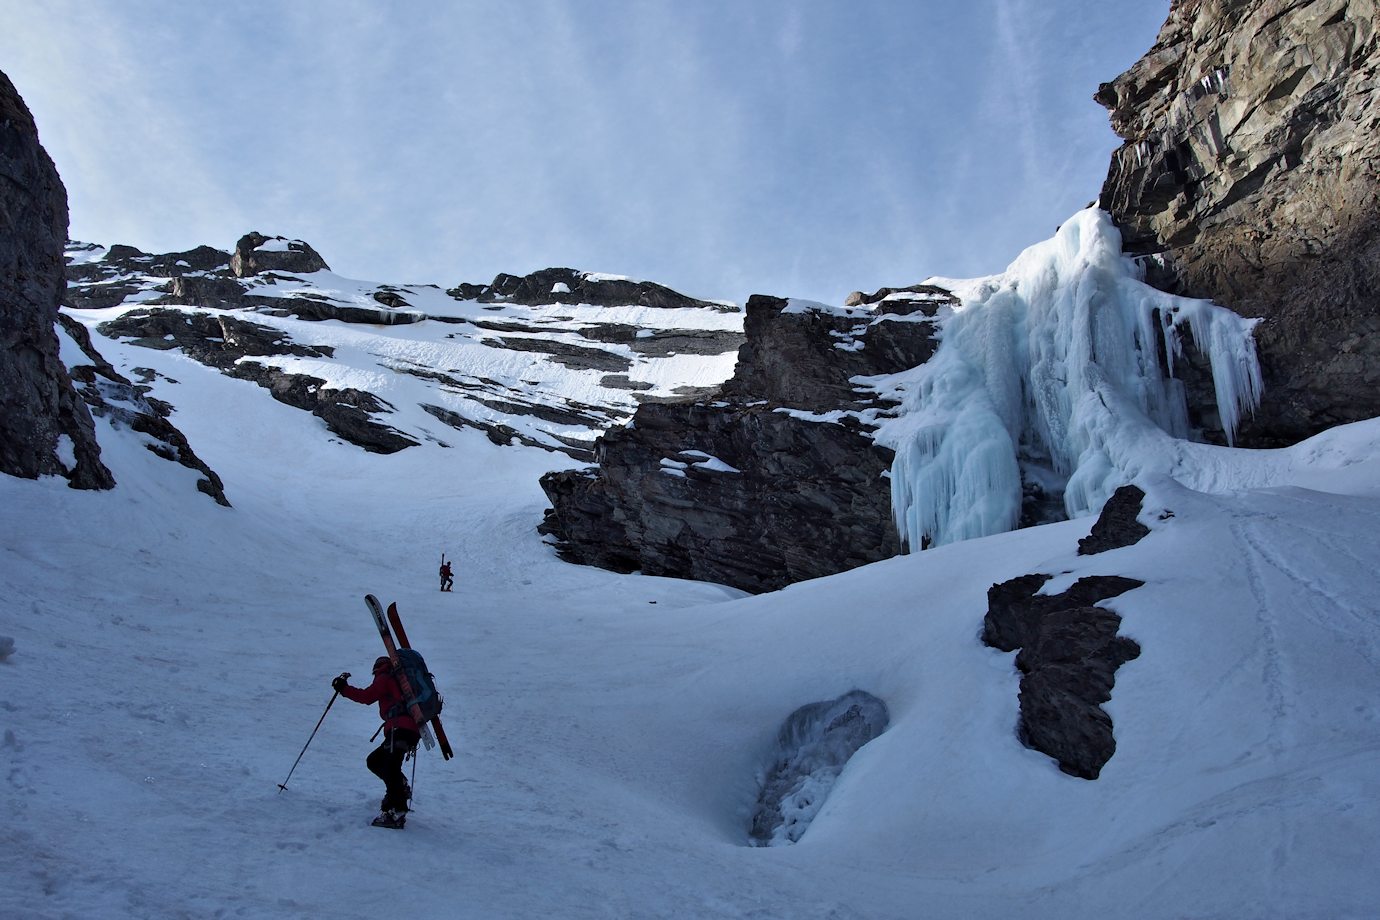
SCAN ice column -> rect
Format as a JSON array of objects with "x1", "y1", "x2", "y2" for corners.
[{"x1": 875, "y1": 208, "x2": 1262, "y2": 550}]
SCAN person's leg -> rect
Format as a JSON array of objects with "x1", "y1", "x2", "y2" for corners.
[
  {"x1": 367, "y1": 735, "x2": 407, "y2": 810},
  {"x1": 366, "y1": 729, "x2": 419, "y2": 811}
]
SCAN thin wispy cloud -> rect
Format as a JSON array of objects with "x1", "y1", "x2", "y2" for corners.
[{"x1": 0, "y1": 0, "x2": 1170, "y2": 303}]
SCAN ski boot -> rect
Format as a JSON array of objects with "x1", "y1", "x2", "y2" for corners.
[
  {"x1": 371, "y1": 809, "x2": 406, "y2": 830},
  {"x1": 380, "y1": 782, "x2": 411, "y2": 814}
]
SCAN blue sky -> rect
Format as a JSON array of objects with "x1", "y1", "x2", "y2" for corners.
[{"x1": 2, "y1": 1, "x2": 1169, "y2": 304}]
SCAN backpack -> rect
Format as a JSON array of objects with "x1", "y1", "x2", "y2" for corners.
[{"x1": 385, "y1": 647, "x2": 444, "y2": 725}]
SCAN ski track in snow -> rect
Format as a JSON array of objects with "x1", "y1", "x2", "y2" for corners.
[{"x1": 1232, "y1": 518, "x2": 1291, "y2": 753}]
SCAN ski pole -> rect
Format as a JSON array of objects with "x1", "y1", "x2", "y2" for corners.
[{"x1": 277, "y1": 674, "x2": 348, "y2": 793}]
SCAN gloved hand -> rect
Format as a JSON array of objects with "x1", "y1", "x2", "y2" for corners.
[{"x1": 332, "y1": 674, "x2": 349, "y2": 693}]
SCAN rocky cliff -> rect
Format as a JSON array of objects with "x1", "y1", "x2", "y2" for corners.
[
  {"x1": 1097, "y1": 0, "x2": 1379, "y2": 446},
  {"x1": 0, "y1": 69, "x2": 112, "y2": 489},
  {"x1": 543, "y1": 1, "x2": 1380, "y2": 590},
  {"x1": 539, "y1": 290, "x2": 949, "y2": 593}
]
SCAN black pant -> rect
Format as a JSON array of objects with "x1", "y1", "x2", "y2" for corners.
[{"x1": 367, "y1": 727, "x2": 419, "y2": 811}]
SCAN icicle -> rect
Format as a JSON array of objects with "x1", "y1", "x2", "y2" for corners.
[
  {"x1": 873, "y1": 208, "x2": 1264, "y2": 551},
  {"x1": 1176, "y1": 303, "x2": 1263, "y2": 445}
]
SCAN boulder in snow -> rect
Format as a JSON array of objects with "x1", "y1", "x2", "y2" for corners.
[
  {"x1": 985, "y1": 573, "x2": 1143, "y2": 779},
  {"x1": 231, "y1": 232, "x2": 329, "y2": 278},
  {"x1": 1077, "y1": 484, "x2": 1151, "y2": 555}
]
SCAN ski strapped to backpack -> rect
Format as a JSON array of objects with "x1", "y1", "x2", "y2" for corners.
[
  {"x1": 384, "y1": 648, "x2": 442, "y2": 724},
  {"x1": 387, "y1": 602, "x2": 455, "y2": 758},
  {"x1": 364, "y1": 595, "x2": 454, "y2": 760}
]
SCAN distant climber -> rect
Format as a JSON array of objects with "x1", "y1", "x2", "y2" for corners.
[
  {"x1": 333, "y1": 657, "x2": 419, "y2": 828},
  {"x1": 439, "y1": 557, "x2": 453, "y2": 592}
]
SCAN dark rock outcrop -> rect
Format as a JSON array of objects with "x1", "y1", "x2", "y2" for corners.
[
  {"x1": 491, "y1": 336, "x2": 634, "y2": 373},
  {"x1": 447, "y1": 266, "x2": 737, "y2": 313},
  {"x1": 843, "y1": 283, "x2": 956, "y2": 308},
  {"x1": 68, "y1": 241, "x2": 419, "y2": 326},
  {"x1": 985, "y1": 486, "x2": 1153, "y2": 780},
  {"x1": 0, "y1": 69, "x2": 112, "y2": 490},
  {"x1": 539, "y1": 293, "x2": 944, "y2": 593},
  {"x1": 985, "y1": 573, "x2": 1143, "y2": 780},
  {"x1": 67, "y1": 243, "x2": 739, "y2": 460},
  {"x1": 540, "y1": 403, "x2": 901, "y2": 593},
  {"x1": 723, "y1": 294, "x2": 948, "y2": 411},
  {"x1": 572, "y1": 323, "x2": 746, "y2": 358},
  {"x1": 162, "y1": 273, "x2": 252, "y2": 311},
  {"x1": 57, "y1": 315, "x2": 229, "y2": 505},
  {"x1": 249, "y1": 295, "x2": 424, "y2": 326},
  {"x1": 750, "y1": 690, "x2": 889, "y2": 846},
  {"x1": 230, "y1": 232, "x2": 330, "y2": 278},
  {"x1": 1077, "y1": 484, "x2": 1152, "y2": 555},
  {"x1": 98, "y1": 308, "x2": 417, "y2": 454},
  {"x1": 1097, "y1": 0, "x2": 1380, "y2": 446}
]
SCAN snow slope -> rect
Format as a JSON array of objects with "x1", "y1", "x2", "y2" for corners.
[
  {"x1": 4, "y1": 296, "x2": 1380, "y2": 918},
  {"x1": 65, "y1": 251, "x2": 744, "y2": 459}
]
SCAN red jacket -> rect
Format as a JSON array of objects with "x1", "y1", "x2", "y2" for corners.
[{"x1": 341, "y1": 669, "x2": 419, "y2": 733}]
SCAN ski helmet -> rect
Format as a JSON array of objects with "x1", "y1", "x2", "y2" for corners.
[{"x1": 373, "y1": 656, "x2": 392, "y2": 672}]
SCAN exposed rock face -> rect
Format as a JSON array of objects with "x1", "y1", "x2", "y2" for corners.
[
  {"x1": 68, "y1": 240, "x2": 414, "y2": 324},
  {"x1": 65, "y1": 243, "x2": 743, "y2": 461},
  {"x1": 0, "y1": 69, "x2": 112, "y2": 489},
  {"x1": 1097, "y1": 0, "x2": 1380, "y2": 446},
  {"x1": 98, "y1": 308, "x2": 418, "y2": 454},
  {"x1": 843, "y1": 283, "x2": 954, "y2": 308},
  {"x1": 540, "y1": 403, "x2": 901, "y2": 593},
  {"x1": 750, "y1": 690, "x2": 889, "y2": 846},
  {"x1": 1077, "y1": 484, "x2": 1152, "y2": 555},
  {"x1": 985, "y1": 573, "x2": 1144, "y2": 779},
  {"x1": 230, "y1": 232, "x2": 330, "y2": 278},
  {"x1": 724, "y1": 293, "x2": 949, "y2": 411},
  {"x1": 539, "y1": 292, "x2": 945, "y2": 593},
  {"x1": 446, "y1": 266, "x2": 737, "y2": 313},
  {"x1": 58, "y1": 315, "x2": 229, "y2": 505},
  {"x1": 984, "y1": 490, "x2": 1154, "y2": 779}
]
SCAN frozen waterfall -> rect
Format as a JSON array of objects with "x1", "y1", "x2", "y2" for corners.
[{"x1": 870, "y1": 208, "x2": 1263, "y2": 550}]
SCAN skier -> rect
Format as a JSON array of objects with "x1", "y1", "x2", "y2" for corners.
[
  {"x1": 333, "y1": 657, "x2": 420, "y2": 827},
  {"x1": 439, "y1": 558, "x2": 453, "y2": 592}
]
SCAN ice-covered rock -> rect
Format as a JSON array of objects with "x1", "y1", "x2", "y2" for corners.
[
  {"x1": 749, "y1": 690, "x2": 888, "y2": 846},
  {"x1": 872, "y1": 208, "x2": 1262, "y2": 550}
]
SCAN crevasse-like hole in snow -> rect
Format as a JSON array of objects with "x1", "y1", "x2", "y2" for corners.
[
  {"x1": 749, "y1": 690, "x2": 889, "y2": 846},
  {"x1": 871, "y1": 208, "x2": 1262, "y2": 550}
]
